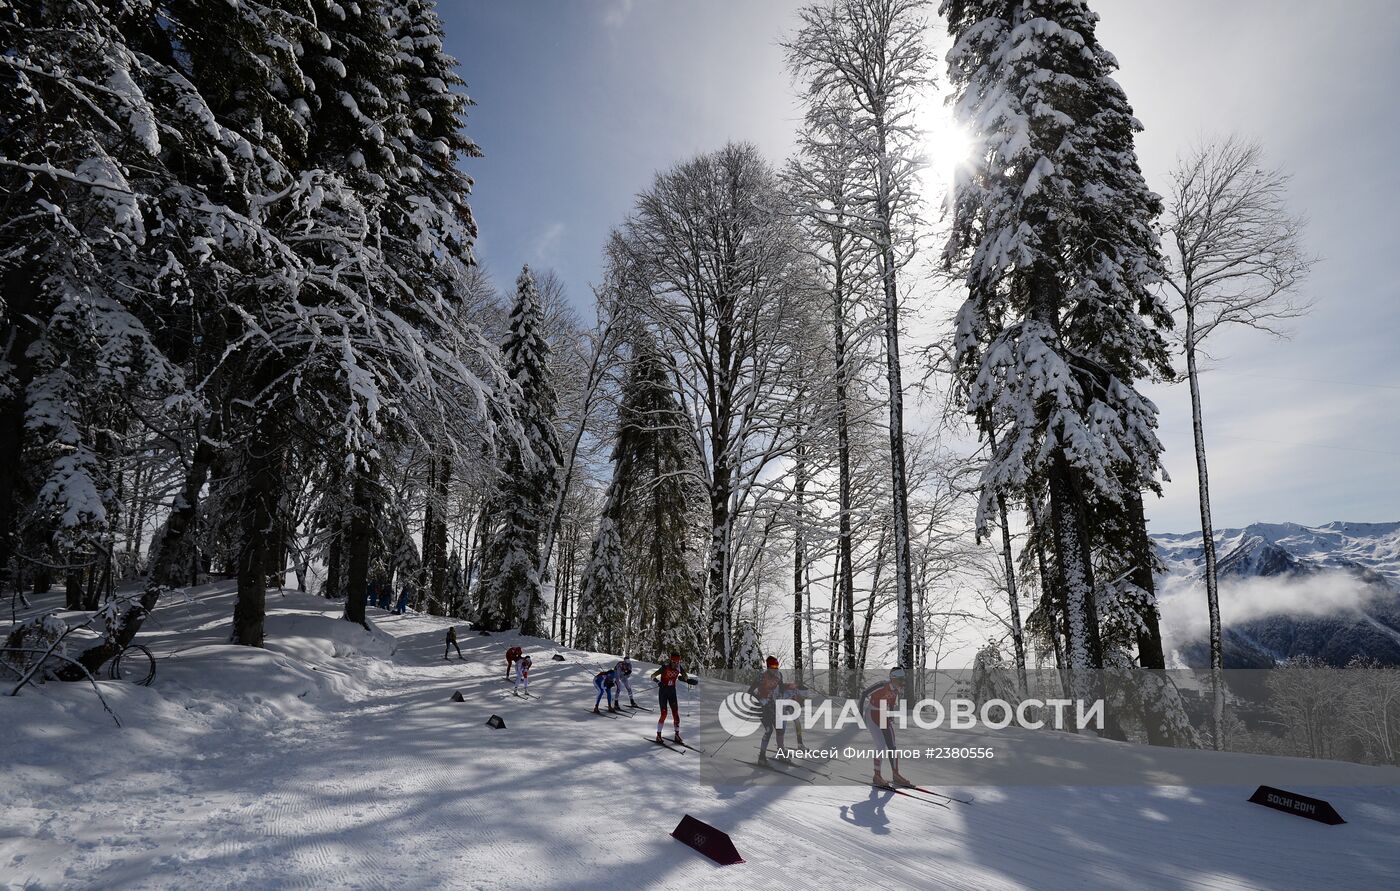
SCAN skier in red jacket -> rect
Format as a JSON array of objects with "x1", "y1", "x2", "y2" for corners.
[
  {"x1": 748, "y1": 656, "x2": 785, "y2": 763},
  {"x1": 505, "y1": 646, "x2": 523, "y2": 680},
  {"x1": 651, "y1": 653, "x2": 691, "y2": 743}
]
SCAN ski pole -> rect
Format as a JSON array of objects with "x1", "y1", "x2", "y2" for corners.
[{"x1": 712, "y1": 731, "x2": 735, "y2": 757}]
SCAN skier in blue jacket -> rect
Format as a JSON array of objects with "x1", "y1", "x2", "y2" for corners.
[{"x1": 593, "y1": 668, "x2": 621, "y2": 714}]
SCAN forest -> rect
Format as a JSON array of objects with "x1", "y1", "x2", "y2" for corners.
[{"x1": 2, "y1": 0, "x2": 1318, "y2": 750}]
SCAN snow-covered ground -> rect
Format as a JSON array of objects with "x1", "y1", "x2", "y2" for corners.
[{"x1": 4, "y1": 585, "x2": 1400, "y2": 890}]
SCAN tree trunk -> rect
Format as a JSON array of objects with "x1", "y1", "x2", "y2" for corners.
[
  {"x1": 877, "y1": 204, "x2": 915, "y2": 672},
  {"x1": 1185, "y1": 304, "x2": 1225, "y2": 749},
  {"x1": 0, "y1": 290, "x2": 37, "y2": 602},
  {"x1": 324, "y1": 519, "x2": 343, "y2": 600},
  {"x1": 1048, "y1": 454, "x2": 1101, "y2": 705},
  {"x1": 432, "y1": 458, "x2": 449, "y2": 612},
  {"x1": 871, "y1": 119, "x2": 916, "y2": 673},
  {"x1": 264, "y1": 459, "x2": 288, "y2": 591},
  {"x1": 997, "y1": 492, "x2": 1028, "y2": 694},
  {"x1": 834, "y1": 279, "x2": 858, "y2": 673},
  {"x1": 65, "y1": 564, "x2": 85, "y2": 611},
  {"x1": 342, "y1": 463, "x2": 374, "y2": 628},
  {"x1": 858, "y1": 527, "x2": 888, "y2": 671},
  {"x1": 233, "y1": 424, "x2": 281, "y2": 647},
  {"x1": 423, "y1": 455, "x2": 449, "y2": 617},
  {"x1": 792, "y1": 436, "x2": 807, "y2": 685},
  {"x1": 707, "y1": 461, "x2": 733, "y2": 668},
  {"x1": 827, "y1": 551, "x2": 839, "y2": 676},
  {"x1": 1128, "y1": 489, "x2": 1166, "y2": 670}
]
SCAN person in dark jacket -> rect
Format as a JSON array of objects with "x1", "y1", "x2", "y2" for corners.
[{"x1": 444, "y1": 626, "x2": 463, "y2": 660}]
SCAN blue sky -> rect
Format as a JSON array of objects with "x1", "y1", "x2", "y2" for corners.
[{"x1": 443, "y1": 0, "x2": 1400, "y2": 536}]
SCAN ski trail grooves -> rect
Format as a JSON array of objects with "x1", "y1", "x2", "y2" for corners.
[{"x1": 5, "y1": 587, "x2": 1400, "y2": 889}]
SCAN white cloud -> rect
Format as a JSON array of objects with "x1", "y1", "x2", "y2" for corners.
[
  {"x1": 603, "y1": 0, "x2": 636, "y2": 29},
  {"x1": 529, "y1": 221, "x2": 565, "y2": 265},
  {"x1": 1157, "y1": 569, "x2": 1381, "y2": 655}
]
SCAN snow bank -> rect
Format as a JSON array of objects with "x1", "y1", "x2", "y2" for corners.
[
  {"x1": 262, "y1": 612, "x2": 398, "y2": 663},
  {"x1": 4, "y1": 586, "x2": 1400, "y2": 890}
]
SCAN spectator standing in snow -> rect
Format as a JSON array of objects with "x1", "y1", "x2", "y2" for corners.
[
  {"x1": 444, "y1": 627, "x2": 463, "y2": 660},
  {"x1": 394, "y1": 585, "x2": 410, "y2": 614}
]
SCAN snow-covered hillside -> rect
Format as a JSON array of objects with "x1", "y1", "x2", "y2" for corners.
[
  {"x1": 1154, "y1": 521, "x2": 1400, "y2": 666},
  {"x1": 4, "y1": 584, "x2": 1400, "y2": 889}
]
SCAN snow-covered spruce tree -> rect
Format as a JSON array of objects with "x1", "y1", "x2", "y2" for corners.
[
  {"x1": 479, "y1": 267, "x2": 562, "y2": 635},
  {"x1": 573, "y1": 481, "x2": 627, "y2": 654},
  {"x1": 383, "y1": 0, "x2": 486, "y2": 620},
  {"x1": 81, "y1": 0, "x2": 495, "y2": 651},
  {"x1": 942, "y1": 0, "x2": 1173, "y2": 698},
  {"x1": 784, "y1": 0, "x2": 933, "y2": 673},
  {"x1": 226, "y1": 0, "x2": 504, "y2": 637},
  {"x1": 621, "y1": 337, "x2": 703, "y2": 657},
  {"x1": 1, "y1": 0, "x2": 308, "y2": 669},
  {"x1": 0, "y1": 0, "x2": 189, "y2": 608}
]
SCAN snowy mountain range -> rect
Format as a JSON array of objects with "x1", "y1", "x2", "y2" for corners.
[{"x1": 1153, "y1": 521, "x2": 1400, "y2": 667}]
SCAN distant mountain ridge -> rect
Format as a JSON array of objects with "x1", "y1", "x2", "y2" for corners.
[{"x1": 1152, "y1": 521, "x2": 1400, "y2": 667}]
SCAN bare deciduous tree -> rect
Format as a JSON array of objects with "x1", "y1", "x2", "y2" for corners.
[
  {"x1": 622, "y1": 143, "x2": 810, "y2": 668},
  {"x1": 785, "y1": 0, "x2": 932, "y2": 672},
  {"x1": 1164, "y1": 135, "x2": 1314, "y2": 748}
]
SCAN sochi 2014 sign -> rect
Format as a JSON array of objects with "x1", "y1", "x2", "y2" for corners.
[{"x1": 1247, "y1": 785, "x2": 1346, "y2": 825}]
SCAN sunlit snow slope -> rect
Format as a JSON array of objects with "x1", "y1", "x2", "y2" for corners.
[{"x1": 4, "y1": 584, "x2": 1399, "y2": 890}]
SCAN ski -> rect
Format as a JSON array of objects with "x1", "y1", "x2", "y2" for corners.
[
  {"x1": 590, "y1": 709, "x2": 620, "y2": 719},
  {"x1": 772, "y1": 757, "x2": 832, "y2": 779},
  {"x1": 625, "y1": 703, "x2": 652, "y2": 712},
  {"x1": 896, "y1": 783, "x2": 973, "y2": 805},
  {"x1": 670, "y1": 739, "x2": 704, "y2": 754},
  {"x1": 646, "y1": 736, "x2": 686, "y2": 753},
  {"x1": 745, "y1": 759, "x2": 816, "y2": 784},
  {"x1": 834, "y1": 775, "x2": 950, "y2": 808}
]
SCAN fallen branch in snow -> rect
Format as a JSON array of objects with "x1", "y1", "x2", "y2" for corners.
[{"x1": 2, "y1": 642, "x2": 123, "y2": 727}]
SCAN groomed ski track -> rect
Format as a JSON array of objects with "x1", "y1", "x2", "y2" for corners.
[{"x1": 4, "y1": 584, "x2": 1399, "y2": 890}]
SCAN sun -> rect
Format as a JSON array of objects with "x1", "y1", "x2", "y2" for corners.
[
  {"x1": 914, "y1": 97, "x2": 975, "y2": 192},
  {"x1": 925, "y1": 116, "x2": 974, "y2": 177}
]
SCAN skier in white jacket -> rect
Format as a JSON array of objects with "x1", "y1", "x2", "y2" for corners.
[
  {"x1": 614, "y1": 656, "x2": 638, "y2": 708},
  {"x1": 513, "y1": 654, "x2": 532, "y2": 697}
]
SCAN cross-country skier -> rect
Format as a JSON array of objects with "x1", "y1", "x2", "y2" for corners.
[
  {"x1": 775, "y1": 681, "x2": 809, "y2": 754},
  {"x1": 444, "y1": 627, "x2": 463, "y2": 660},
  {"x1": 860, "y1": 667, "x2": 909, "y2": 787},
  {"x1": 514, "y1": 654, "x2": 532, "y2": 696},
  {"x1": 614, "y1": 656, "x2": 638, "y2": 708},
  {"x1": 505, "y1": 645, "x2": 523, "y2": 680},
  {"x1": 651, "y1": 653, "x2": 691, "y2": 743},
  {"x1": 593, "y1": 667, "x2": 621, "y2": 713},
  {"x1": 748, "y1": 655, "x2": 785, "y2": 763}
]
